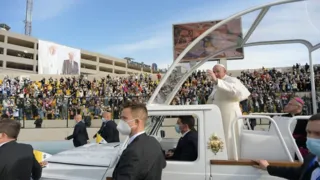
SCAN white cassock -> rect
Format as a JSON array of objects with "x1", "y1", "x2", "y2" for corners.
[
  {"x1": 40, "y1": 44, "x2": 59, "y2": 74},
  {"x1": 207, "y1": 75, "x2": 250, "y2": 159}
]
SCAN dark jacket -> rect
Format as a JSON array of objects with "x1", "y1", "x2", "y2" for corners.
[
  {"x1": 112, "y1": 133, "x2": 166, "y2": 180},
  {"x1": 267, "y1": 153, "x2": 317, "y2": 180},
  {"x1": 93, "y1": 120, "x2": 120, "y2": 143},
  {"x1": 168, "y1": 130, "x2": 198, "y2": 161},
  {"x1": 62, "y1": 60, "x2": 79, "y2": 75},
  {"x1": 0, "y1": 141, "x2": 42, "y2": 180},
  {"x1": 67, "y1": 121, "x2": 89, "y2": 147}
]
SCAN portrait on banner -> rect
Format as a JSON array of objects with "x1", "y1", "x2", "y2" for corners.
[
  {"x1": 38, "y1": 40, "x2": 81, "y2": 75},
  {"x1": 173, "y1": 18, "x2": 244, "y2": 62}
]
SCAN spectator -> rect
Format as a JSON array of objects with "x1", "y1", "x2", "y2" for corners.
[{"x1": 0, "y1": 63, "x2": 317, "y2": 121}]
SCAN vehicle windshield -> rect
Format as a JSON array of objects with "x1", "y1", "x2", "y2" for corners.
[
  {"x1": 145, "y1": 116, "x2": 162, "y2": 135},
  {"x1": 152, "y1": 66, "x2": 190, "y2": 104}
]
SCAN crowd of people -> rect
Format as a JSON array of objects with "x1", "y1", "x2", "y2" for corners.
[
  {"x1": 0, "y1": 74, "x2": 160, "y2": 121},
  {"x1": 239, "y1": 63, "x2": 320, "y2": 115},
  {"x1": 0, "y1": 63, "x2": 318, "y2": 121}
]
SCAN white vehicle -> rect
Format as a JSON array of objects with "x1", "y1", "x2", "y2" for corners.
[
  {"x1": 40, "y1": 0, "x2": 319, "y2": 179},
  {"x1": 40, "y1": 106, "x2": 307, "y2": 180}
]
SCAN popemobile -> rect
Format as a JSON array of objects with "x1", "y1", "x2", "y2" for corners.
[{"x1": 34, "y1": 0, "x2": 320, "y2": 179}]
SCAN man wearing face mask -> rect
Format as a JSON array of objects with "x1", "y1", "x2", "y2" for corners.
[
  {"x1": 0, "y1": 119, "x2": 42, "y2": 180},
  {"x1": 253, "y1": 113, "x2": 320, "y2": 180},
  {"x1": 112, "y1": 102, "x2": 166, "y2": 180},
  {"x1": 165, "y1": 115, "x2": 198, "y2": 161},
  {"x1": 93, "y1": 111, "x2": 119, "y2": 143}
]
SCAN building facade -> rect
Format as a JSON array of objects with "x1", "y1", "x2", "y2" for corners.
[{"x1": 0, "y1": 30, "x2": 156, "y2": 76}]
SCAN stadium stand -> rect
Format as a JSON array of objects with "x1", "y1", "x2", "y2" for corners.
[
  {"x1": 0, "y1": 63, "x2": 318, "y2": 123},
  {"x1": 0, "y1": 30, "x2": 161, "y2": 75},
  {"x1": 1, "y1": 27, "x2": 319, "y2": 124}
]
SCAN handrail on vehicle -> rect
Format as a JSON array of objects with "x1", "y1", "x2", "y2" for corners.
[
  {"x1": 231, "y1": 115, "x2": 294, "y2": 162},
  {"x1": 287, "y1": 116, "x2": 311, "y2": 162},
  {"x1": 245, "y1": 114, "x2": 310, "y2": 162},
  {"x1": 210, "y1": 159, "x2": 302, "y2": 167},
  {"x1": 247, "y1": 113, "x2": 288, "y2": 130}
]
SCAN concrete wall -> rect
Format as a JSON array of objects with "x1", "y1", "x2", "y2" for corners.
[
  {"x1": 0, "y1": 30, "x2": 158, "y2": 76},
  {"x1": 19, "y1": 128, "x2": 100, "y2": 141},
  {"x1": 0, "y1": 73, "x2": 159, "y2": 81},
  {"x1": 22, "y1": 119, "x2": 103, "y2": 129},
  {"x1": 18, "y1": 118, "x2": 195, "y2": 141},
  {"x1": 18, "y1": 117, "x2": 270, "y2": 141}
]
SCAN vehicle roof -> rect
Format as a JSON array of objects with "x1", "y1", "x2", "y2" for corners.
[
  {"x1": 146, "y1": 104, "x2": 216, "y2": 111},
  {"x1": 47, "y1": 143, "x2": 121, "y2": 167}
]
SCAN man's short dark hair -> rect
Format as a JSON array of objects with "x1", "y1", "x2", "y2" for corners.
[
  {"x1": 309, "y1": 113, "x2": 320, "y2": 121},
  {"x1": 122, "y1": 101, "x2": 148, "y2": 121},
  {"x1": 0, "y1": 119, "x2": 21, "y2": 139},
  {"x1": 178, "y1": 115, "x2": 196, "y2": 131}
]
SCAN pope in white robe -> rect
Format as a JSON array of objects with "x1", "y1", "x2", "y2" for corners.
[
  {"x1": 207, "y1": 64, "x2": 250, "y2": 159},
  {"x1": 40, "y1": 44, "x2": 59, "y2": 74}
]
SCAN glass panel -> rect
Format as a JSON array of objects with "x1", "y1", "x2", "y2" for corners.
[
  {"x1": 159, "y1": 116, "x2": 198, "y2": 139},
  {"x1": 314, "y1": 49, "x2": 320, "y2": 113},
  {"x1": 247, "y1": 1, "x2": 320, "y2": 45},
  {"x1": 152, "y1": 9, "x2": 263, "y2": 104},
  {"x1": 153, "y1": 65, "x2": 186, "y2": 104},
  {"x1": 145, "y1": 116, "x2": 160, "y2": 135}
]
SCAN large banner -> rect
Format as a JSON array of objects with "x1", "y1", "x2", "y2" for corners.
[
  {"x1": 38, "y1": 40, "x2": 81, "y2": 75},
  {"x1": 173, "y1": 18, "x2": 244, "y2": 62}
]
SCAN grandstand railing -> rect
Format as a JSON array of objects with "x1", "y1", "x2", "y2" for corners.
[
  {"x1": 0, "y1": 96, "x2": 149, "y2": 128},
  {"x1": 0, "y1": 91, "x2": 317, "y2": 129}
]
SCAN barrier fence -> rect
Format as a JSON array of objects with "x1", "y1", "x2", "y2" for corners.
[
  {"x1": 0, "y1": 95, "x2": 149, "y2": 128},
  {"x1": 0, "y1": 92, "x2": 318, "y2": 128}
]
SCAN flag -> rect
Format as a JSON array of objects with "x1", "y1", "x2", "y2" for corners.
[
  {"x1": 33, "y1": 150, "x2": 43, "y2": 163},
  {"x1": 95, "y1": 134, "x2": 107, "y2": 144}
]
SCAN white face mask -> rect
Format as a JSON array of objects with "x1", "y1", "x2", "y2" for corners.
[
  {"x1": 102, "y1": 118, "x2": 106, "y2": 122},
  {"x1": 117, "y1": 119, "x2": 135, "y2": 136}
]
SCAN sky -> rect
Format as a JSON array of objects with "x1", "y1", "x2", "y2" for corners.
[{"x1": 1, "y1": 0, "x2": 320, "y2": 71}]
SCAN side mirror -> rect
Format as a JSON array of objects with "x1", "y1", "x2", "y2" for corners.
[{"x1": 160, "y1": 130, "x2": 165, "y2": 138}]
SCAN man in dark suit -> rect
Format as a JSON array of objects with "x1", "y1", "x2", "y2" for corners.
[
  {"x1": 112, "y1": 102, "x2": 166, "y2": 180},
  {"x1": 65, "y1": 114, "x2": 89, "y2": 147},
  {"x1": 165, "y1": 115, "x2": 198, "y2": 161},
  {"x1": 93, "y1": 111, "x2": 119, "y2": 143},
  {"x1": 253, "y1": 113, "x2": 320, "y2": 180},
  {"x1": 62, "y1": 52, "x2": 79, "y2": 75},
  {"x1": 0, "y1": 119, "x2": 42, "y2": 180}
]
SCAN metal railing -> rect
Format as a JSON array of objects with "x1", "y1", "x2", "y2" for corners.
[
  {"x1": 287, "y1": 116, "x2": 311, "y2": 162},
  {"x1": 231, "y1": 115, "x2": 293, "y2": 162},
  {"x1": 0, "y1": 96, "x2": 149, "y2": 128},
  {"x1": 247, "y1": 113, "x2": 288, "y2": 130}
]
